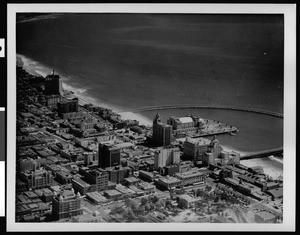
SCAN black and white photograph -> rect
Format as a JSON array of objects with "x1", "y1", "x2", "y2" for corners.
[{"x1": 6, "y1": 3, "x2": 296, "y2": 232}]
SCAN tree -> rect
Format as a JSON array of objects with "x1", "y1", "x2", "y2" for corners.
[
  {"x1": 137, "y1": 215, "x2": 148, "y2": 222},
  {"x1": 205, "y1": 185, "x2": 212, "y2": 192},
  {"x1": 177, "y1": 200, "x2": 187, "y2": 209},
  {"x1": 165, "y1": 199, "x2": 172, "y2": 208},
  {"x1": 214, "y1": 196, "x2": 219, "y2": 203},
  {"x1": 152, "y1": 195, "x2": 159, "y2": 203},
  {"x1": 141, "y1": 197, "x2": 148, "y2": 206},
  {"x1": 145, "y1": 203, "x2": 151, "y2": 211},
  {"x1": 138, "y1": 205, "x2": 146, "y2": 215},
  {"x1": 196, "y1": 189, "x2": 204, "y2": 197},
  {"x1": 110, "y1": 206, "x2": 125, "y2": 215}
]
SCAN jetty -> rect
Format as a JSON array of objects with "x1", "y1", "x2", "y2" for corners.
[
  {"x1": 129, "y1": 105, "x2": 283, "y2": 118},
  {"x1": 240, "y1": 147, "x2": 283, "y2": 160}
]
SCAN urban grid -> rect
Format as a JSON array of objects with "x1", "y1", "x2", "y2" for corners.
[{"x1": 16, "y1": 67, "x2": 283, "y2": 223}]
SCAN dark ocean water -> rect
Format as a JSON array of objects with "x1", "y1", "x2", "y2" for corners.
[
  {"x1": 140, "y1": 108, "x2": 283, "y2": 153},
  {"x1": 16, "y1": 14, "x2": 283, "y2": 177},
  {"x1": 17, "y1": 13, "x2": 283, "y2": 113}
]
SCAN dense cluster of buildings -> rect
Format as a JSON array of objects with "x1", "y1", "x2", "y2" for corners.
[{"x1": 15, "y1": 67, "x2": 283, "y2": 223}]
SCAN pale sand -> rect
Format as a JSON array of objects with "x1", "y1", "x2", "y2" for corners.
[
  {"x1": 117, "y1": 111, "x2": 153, "y2": 127},
  {"x1": 18, "y1": 54, "x2": 153, "y2": 126},
  {"x1": 17, "y1": 54, "x2": 283, "y2": 179},
  {"x1": 220, "y1": 145, "x2": 283, "y2": 179},
  {"x1": 241, "y1": 157, "x2": 283, "y2": 179}
]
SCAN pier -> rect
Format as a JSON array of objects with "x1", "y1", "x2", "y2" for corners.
[
  {"x1": 240, "y1": 147, "x2": 283, "y2": 160},
  {"x1": 189, "y1": 128, "x2": 238, "y2": 138}
]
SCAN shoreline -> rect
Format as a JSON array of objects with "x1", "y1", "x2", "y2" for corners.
[
  {"x1": 17, "y1": 54, "x2": 153, "y2": 126},
  {"x1": 17, "y1": 54, "x2": 283, "y2": 176}
]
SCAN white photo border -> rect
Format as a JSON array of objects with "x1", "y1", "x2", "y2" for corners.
[{"x1": 7, "y1": 3, "x2": 296, "y2": 232}]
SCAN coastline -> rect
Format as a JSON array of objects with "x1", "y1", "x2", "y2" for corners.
[
  {"x1": 17, "y1": 54, "x2": 283, "y2": 178},
  {"x1": 17, "y1": 54, "x2": 153, "y2": 126}
]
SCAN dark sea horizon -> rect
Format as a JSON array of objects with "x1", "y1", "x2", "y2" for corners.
[{"x1": 16, "y1": 13, "x2": 284, "y2": 178}]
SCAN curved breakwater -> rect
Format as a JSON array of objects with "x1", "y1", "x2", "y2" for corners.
[{"x1": 128, "y1": 105, "x2": 283, "y2": 119}]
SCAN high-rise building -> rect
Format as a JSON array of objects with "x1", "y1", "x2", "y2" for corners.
[
  {"x1": 154, "y1": 147, "x2": 181, "y2": 170},
  {"x1": 220, "y1": 151, "x2": 230, "y2": 165},
  {"x1": 98, "y1": 143, "x2": 121, "y2": 168},
  {"x1": 45, "y1": 70, "x2": 63, "y2": 95},
  {"x1": 83, "y1": 152, "x2": 96, "y2": 166},
  {"x1": 152, "y1": 113, "x2": 172, "y2": 146},
  {"x1": 18, "y1": 158, "x2": 40, "y2": 172},
  {"x1": 172, "y1": 148, "x2": 181, "y2": 165},
  {"x1": 203, "y1": 151, "x2": 215, "y2": 166},
  {"x1": 209, "y1": 136, "x2": 222, "y2": 157},
  {"x1": 84, "y1": 169, "x2": 109, "y2": 192},
  {"x1": 183, "y1": 136, "x2": 222, "y2": 162},
  {"x1": 106, "y1": 166, "x2": 131, "y2": 184},
  {"x1": 18, "y1": 168, "x2": 54, "y2": 190},
  {"x1": 183, "y1": 137, "x2": 211, "y2": 160},
  {"x1": 52, "y1": 188, "x2": 83, "y2": 220},
  {"x1": 57, "y1": 98, "x2": 79, "y2": 115}
]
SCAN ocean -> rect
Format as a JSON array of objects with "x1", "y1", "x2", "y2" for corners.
[{"x1": 16, "y1": 13, "x2": 283, "y2": 178}]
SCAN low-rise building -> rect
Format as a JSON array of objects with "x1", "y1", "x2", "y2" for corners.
[
  {"x1": 177, "y1": 194, "x2": 198, "y2": 208},
  {"x1": 104, "y1": 189, "x2": 123, "y2": 200},
  {"x1": 72, "y1": 178, "x2": 91, "y2": 195},
  {"x1": 86, "y1": 191, "x2": 108, "y2": 205},
  {"x1": 138, "y1": 182, "x2": 155, "y2": 195},
  {"x1": 124, "y1": 177, "x2": 140, "y2": 186},
  {"x1": 156, "y1": 176, "x2": 181, "y2": 190},
  {"x1": 175, "y1": 168, "x2": 209, "y2": 186},
  {"x1": 254, "y1": 211, "x2": 277, "y2": 223}
]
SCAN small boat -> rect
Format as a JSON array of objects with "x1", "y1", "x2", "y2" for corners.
[{"x1": 229, "y1": 132, "x2": 237, "y2": 136}]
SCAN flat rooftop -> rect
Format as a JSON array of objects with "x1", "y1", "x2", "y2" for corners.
[{"x1": 158, "y1": 176, "x2": 181, "y2": 184}]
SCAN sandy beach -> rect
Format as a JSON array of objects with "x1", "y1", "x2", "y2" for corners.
[
  {"x1": 17, "y1": 53, "x2": 283, "y2": 179},
  {"x1": 17, "y1": 54, "x2": 154, "y2": 127}
]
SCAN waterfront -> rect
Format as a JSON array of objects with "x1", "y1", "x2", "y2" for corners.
[
  {"x1": 14, "y1": 13, "x2": 284, "y2": 224},
  {"x1": 17, "y1": 14, "x2": 283, "y2": 114},
  {"x1": 17, "y1": 54, "x2": 283, "y2": 179}
]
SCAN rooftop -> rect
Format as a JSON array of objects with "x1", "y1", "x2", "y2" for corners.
[
  {"x1": 72, "y1": 178, "x2": 91, "y2": 188},
  {"x1": 105, "y1": 189, "x2": 122, "y2": 197},
  {"x1": 267, "y1": 187, "x2": 283, "y2": 198},
  {"x1": 185, "y1": 137, "x2": 211, "y2": 146},
  {"x1": 124, "y1": 177, "x2": 140, "y2": 183},
  {"x1": 158, "y1": 176, "x2": 181, "y2": 184},
  {"x1": 178, "y1": 117, "x2": 193, "y2": 123},
  {"x1": 175, "y1": 168, "x2": 208, "y2": 179},
  {"x1": 86, "y1": 191, "x2": 108, "y2": 202},
  {"x1": 255, "y1": 211, "x2": 276, "y2": 220}
]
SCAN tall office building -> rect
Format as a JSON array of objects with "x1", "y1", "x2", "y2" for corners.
[
  {"x1": 152, "y1": 113, "x2": 172, "y2": 146},
  {"x1": 18, "y1": 168, "x2": 54, "y2": 190},
  {"x1": 45, "y1": 70, "x2": 63, "y2": 95},
  {"x1": 203, "y1": 151, "x2": 215, "y2": 166},
  {"x1": 154, "y1": 147, "x2": 181, "y2": 170},
  {"x1": 84, "y1": 169, "x2": 109, "y2": 192},
  {"x1": 52, "y1": 188, "x2": 83, "y2": 220},
  {"x1": 83, "y1": 152, "x2": 96, "y2": 166},
  {"x1": 209, "y1": 136, "x2": 222, "y2": 157},
  {"x1": 18, "y1": 158, "x2": 41, "y2": 172},
  {"x1": 183, "y1": 137, "x2": 211, "y2": 160},
  {"x1": 106, "y1": 166, "x2": 131, "y2": 184},
  {"x1": 57, "y1": 98, "x2": 79, "y2": 115},
  {"x1": 98, "y1": 143, "x2": 121, "y2": 168}
]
